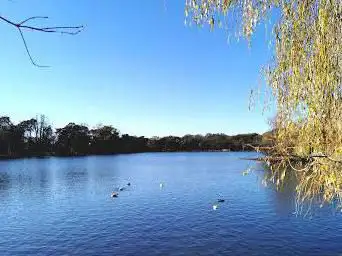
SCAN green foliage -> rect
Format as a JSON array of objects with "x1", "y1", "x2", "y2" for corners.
[
  {"x1": 56, "y1": 123, "x2": 90, "y2": 156},
  {"x1": 0, "y1": 115, "x2": 53, "y2": 157},
  {"x1": 0, "y1": 115, "x2": 263, "y2": 158}
]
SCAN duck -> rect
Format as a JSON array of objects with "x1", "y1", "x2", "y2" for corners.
[
  {"x1": 217, "y1": 199, "x2": 225, "y2": 203},
  {"x1": 212, "y1": 204, "x2": 218, "y2": 210},
  {"x1": 111, "y1": 192, "x2": 119, "y2": 198},
  {"x1": 119, "y1": 187, "x2": 125, "y2": 191},
  {"x1": 127, "y1": 182, "x2": 131, "y2": 186}
]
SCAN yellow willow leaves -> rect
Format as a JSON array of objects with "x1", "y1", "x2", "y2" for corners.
[{"x1": 186, "y1": 0, "x2": 342, "y2": 210}]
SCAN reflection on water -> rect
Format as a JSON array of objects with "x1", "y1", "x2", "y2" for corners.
[
  {"x1": 256, "y1": 164, "x2": 298, "y2": 216},
  {"x1": 0, "y1": 172, "x2": 10, "y2": 192},
  {"x1": 0, "y1": 153, "x2": 342, "y2": 256}
]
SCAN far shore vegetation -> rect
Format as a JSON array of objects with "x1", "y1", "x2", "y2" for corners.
[{"x1": 0, "y1": 115, "x2": 268, "y2": 160}]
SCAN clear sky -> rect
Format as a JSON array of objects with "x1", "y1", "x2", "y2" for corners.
[{"x1": 0, "y1": 0, "x2": 274, "y2": 137}]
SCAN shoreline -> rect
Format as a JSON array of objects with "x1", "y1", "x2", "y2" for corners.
[{"x1": 0, "y1": 149, "x2": 258, "y2": 161}]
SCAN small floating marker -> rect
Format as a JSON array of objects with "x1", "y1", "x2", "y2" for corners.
[
  {"x1": 242, "y1": 170, "x2": 249, "y2": 176},
  {"x1": 212, "y1": 204, "x2": 218, "y2": 211}
]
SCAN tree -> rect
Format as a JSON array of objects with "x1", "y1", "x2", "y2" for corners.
[
  {"x1": 181, "y1": 134, "x2": 203, "y2": 151},
  {"x1": 147, "y1": 136, "x2": 162, "y2": 152},
  {"x1": 120, "y1": 134, "x2": 149, "y2": 153},
  {"x1": 90, "y1": 125, "x2": 120, "y2": 154},
  {"x1": 55, "y1": 123, "x2": 90, "y2": 156},
  {"x1": 185, "y1": 0, "x2": 342, "y2": 209},
  {"x1": 28, "y1": 115, "x2": 54, "y2": 155},
  {"x1": 0, "y1": 117, "x2": 13, "y2": 156},
  {"x1": 18, "y1": 118, "x2": 37, "y2": 140},
  {"x1": 0, "y1": 116, "x2": 55, "y2": 157},
  {"x1": 155, "y1": 136, "x2": 182, "y2": 152}
]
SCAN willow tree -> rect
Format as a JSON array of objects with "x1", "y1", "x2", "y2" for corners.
[{"x1": 185, "y1": 0, "x2": 342, "y2": 209}]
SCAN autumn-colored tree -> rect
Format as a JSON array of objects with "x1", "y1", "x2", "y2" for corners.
[{"x1": 185, "y1": 0, "x2": 342, "y2": 210}]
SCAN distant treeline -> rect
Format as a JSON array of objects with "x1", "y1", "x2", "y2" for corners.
[{"x1": 0, "y1": 115, "x2": 266, "y2": 159}]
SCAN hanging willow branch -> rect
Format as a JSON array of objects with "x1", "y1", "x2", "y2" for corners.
[
  {"x1": 185, "y1": 0, "x2": 342, "y2": 211},
  {"x1": 0, "y1": 15, "x2": 83, "y2": 67}
]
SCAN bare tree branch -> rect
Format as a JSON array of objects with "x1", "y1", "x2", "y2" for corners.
[
  {"x1": 19, "y1": 16, "x2": 48, "y2": 25},
  {"x1": 0, "y1": 15, "x2": 83, "y2": 67},
  {"x1": 18, "y1": 28, "x2": 48, "y2": 68},
  {"x1": 243, "y1": 144, "x2": 342, "y2": 164}
]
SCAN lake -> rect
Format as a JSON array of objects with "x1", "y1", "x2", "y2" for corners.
[{"x1": 1, "y1": 152, "x2": 342, "y2": 255}]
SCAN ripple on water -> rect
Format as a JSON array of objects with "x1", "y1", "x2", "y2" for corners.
[{"x1": 1, "y1": 153, "x2": 342, "y2": 256}]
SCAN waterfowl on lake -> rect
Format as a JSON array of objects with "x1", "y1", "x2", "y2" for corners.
[
  {"x1": 111, "y1": 192, "x2": 119, "y2": 198},
  {"x1": 217, "y1": 199, "x2": 225, "y2": 203},
  {"x1": 119, "y1": 187, "x2": 125, "y2": 191},
  {"x1": 159, "y1": 183, "x2": 164, "y2": 188},
  {"x1": 212, "y1": 204, "x2": 218, "y2": 210},
  {"x1": 127, "y1": 182, "x2": 131, "y2": 186}
]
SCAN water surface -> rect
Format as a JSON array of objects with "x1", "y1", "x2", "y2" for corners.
[{"x1": 1, "y1": 152, "x2": 342, "y2": 255}]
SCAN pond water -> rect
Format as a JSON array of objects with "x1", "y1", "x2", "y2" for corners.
[{"x1": 0, "y1": 152, "x2": 342, "y2": 255}]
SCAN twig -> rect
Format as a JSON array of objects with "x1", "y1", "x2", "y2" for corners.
[
  {"x1": 19, "y1": 16, "x2": 48, "y2": 25},
  {"x1": 308, "y1": 153, "x2": 342, "y2": 163},
  {"x1": 18, "y1": 28, "x2": 47, "y2": 67},
  {"x1": 287, "y1": 158, "x2": 314, "y2": 172},
  {"x1": 0, "y1": 15, "x2": 83, "y2": 67}
]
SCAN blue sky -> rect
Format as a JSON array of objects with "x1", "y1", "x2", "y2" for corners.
[{"x1": 0, "y1": 0, "x2": 274, "y2": 137}]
